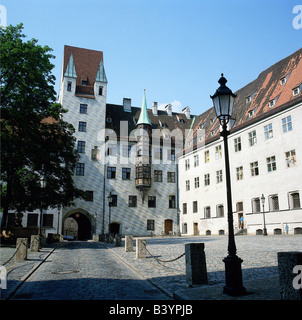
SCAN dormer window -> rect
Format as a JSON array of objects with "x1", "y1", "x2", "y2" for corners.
[
  {"x1": 246, "y1": 96, "x2": 252, "y2": 104},
  {"x1": 82, "y1": 80, "x2": 88, "y2": 86},
  {"x1": 269, "y1": 99, "x2": 275, "y2": 108},
  {"x1": 280, "y1": 77, "x2": 286, "y2": 85},
  {"x1": 249, "y1": 110, "x2": 254, "y2": 118},
  {"x1": 293, "y1": 87, "x2": 300, "y2": 96}
]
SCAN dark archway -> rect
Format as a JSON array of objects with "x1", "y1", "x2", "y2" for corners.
[{"x1": 70, "y1": 212, "x2": 91, "y2": 240}]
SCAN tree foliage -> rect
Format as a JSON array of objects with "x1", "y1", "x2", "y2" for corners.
[{"x1": 0, "y1": 24, "x2": 85, "y2": 229}]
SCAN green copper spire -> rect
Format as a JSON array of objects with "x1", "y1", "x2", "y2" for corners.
[{"x1": 137, "y1": 89, "x2": 151, "y2": 126}]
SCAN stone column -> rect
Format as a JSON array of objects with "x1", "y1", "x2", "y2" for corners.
[
  {"x1": 136, "y1": 238, "x2": 146, "y2": 259},
  {"x1": 30, "y1": 235, "x2": 39, "y2": 252},
  {"x1": 185, "y1": 243, "x2": 208, "y2": 286},
  {"x1": 278, "y1": 251, "x2": 302, "y2": 300},
  {"x1": 125, "y1": 235, "x2": 133, "y2": 252},
  {"x1": 15, "y1": 238, "x2": 28, "y2": 261}
]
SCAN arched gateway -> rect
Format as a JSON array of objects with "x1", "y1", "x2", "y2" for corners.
[{"x1": 62, "y1": 209, "x2": 94, "y2": 240}]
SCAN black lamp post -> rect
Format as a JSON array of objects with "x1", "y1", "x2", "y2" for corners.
[
  {"x1": 39, "y1": 173, "x2": 47, "y2": 238},
  {"x1": 211, "y1": 74, "x2": 246, "y2": 296},
  {"x1": 108, "y1": 192, "x2": 113, "y2": 233},
  {"x1": 261, "y1": 194, "x2": 268, "y2": 236}
]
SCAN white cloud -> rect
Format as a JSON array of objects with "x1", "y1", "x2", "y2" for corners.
[{"x1": 158, "y1": 100, "x2": 183, "y2": 113}]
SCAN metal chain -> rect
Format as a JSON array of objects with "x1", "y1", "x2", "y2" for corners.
[
  {"x1": 2, "y1": 237, "x2": 39, "y2": 266},
  {"x1": 143, "y1": 242, "x2": 185, "y2": 263}
]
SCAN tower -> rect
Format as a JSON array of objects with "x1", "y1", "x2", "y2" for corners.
[{"x1": 135, "y1": 90, "x2": 152, "y2": 202}]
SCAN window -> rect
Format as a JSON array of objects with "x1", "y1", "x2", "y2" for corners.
[
  {"x1": 280, "y1": 77, "x2": 286, "y2": 85},
  {"x1": 154, "y1": 170, "x2": 162, "y2": 182},
  {"x1": 168, "y1": 149, "x2": 175, "y2": 161},
  {"x1": 205, "y1": 207, "x2": 211, "y2": 219},
  {"x1": 182, "y1": 223, "x2": 187, "y2": 234},
  {"x1": 248, "y1": 110, "x2": 254, "y2": 118},
  {"x1": 67, "y1": 81, "x2": 72, "y2": 91},
  {"x1": 77, "y1": 141, "x2": 85, "y2": 153},
  {"x1": 185, "y1": 159, "x2": 190, "y2": 170},
  {"x1": 289, "y1": 192, "x2": 301, "y2": 209},
  {"x1": 194, "y1": 177, "x2": 200, "y2": 188},
  {"x1": 99, "y1": 86, "x2": 103, "y2": 95},
  {"x1": 122, "y1": 168, "x2": 131, "y2": 180},
  {"x1": 269, "y1": 99, "x2": 275, "y2": 108},
  {"x1": 246, "y1": 96, "x2": 252, "y2": 104},
  {"x1": 236, "y1": 166, "x2": 243, "y2": 180},
  {"x1": 76, "y1": 163, "x2": 85, "y2": 176},
  {"x1": 252, "y1": 198, "x2": 261, "y2": 213},
  {"x1": 193, "y1": 201, "x2": 198, "y2": 213},
  {"x1": 82, "y1": 80, "x2": 88, "y2": 86},
  {"x1": 205, "y1": 150, "x2": 210, "y2": 163},
  {"x1": 285, "y1": 150, "x2": 296, "y2": 168},
  {"x1": 148, "y1": 196, "x2": 156, "y2": 208},
  {"x1": 129, "y1": 195, "x2": 137, "y2": 207},
  {"x1": 80, "y1": 104, "x2": 87, "y2": 114},
  {"x1": 282, "y1": 116, "x2": 292, "y2": 133},
  {"x1": 147, "y1": 220, "x2": 155, "y2": 231},
  {"x1": 248, "y1": 130, "x2": 257, "y2": 146},
  {"x1": 236, "y1": 202, "x2": 243, "y2": 212},
  {"x1": 250, "y1": 161, "x2": 259, "y2": 176},
  {"x1": 293, "y1": 87, "x2": 300, "y2": 96},
  {"x1": 216, "y1": 170, "x2": 223, "y2": 183},
  {"x1": 107, "y1": 143, "x2": 117, "y2": 156},
  {"x1": 269, "y1": 195, "x2": 279, "y2": 211},
  {"x1": 107, "y1": 166, "x2": 116, "y2": 179},
  {"x1": 185, "y1": 180, "x2": 190, "y2": 191},
  {"x1": 267, "y1": 156, "x2": 277, "y2": 172},
  {"x1": 122, "y1": 144, "x2": 132, "y2": 158},
  {"x1": 42, "y1": 214, "x2": 54, "y2": 227},
  {"x1": 194, "y1": 155, "x2": 199, "y2": 167},
  {"x1": 167, "y1": 172, "x2": 175, "y2": 183},
  {"x1": 154, "y1": 147, "x2": 162, "y2": 160},
  {"x1": 217, "y1": 205, "x2": 224, "y2": 218},
  {"x1": 169, "y1": 195, "x2": 176, "y2": 209},
  {"x1": 204, "y1": 173, "x2": 210, "y2": 186},
  {"x1": 234, "y1": 137, "x2": 242, "y2": 152},
  {"x1": 215, "y1": 145, "x2": 222, "y2": 160},
  {"x1": 27, "y1": 213, "x2": 38, "y2": 227},
  {"x1": 264, "y1": 123, "x2": 273, "y2": 140},
  {"x1": 78, "y1": 121, "x2": 87, "y2": 132},
  {"x1": 183, "y1": 203, "x2": 187, "y2": 214},
  {"x1": 85, "y1": 191, "x2": 94, "y2": 202}
]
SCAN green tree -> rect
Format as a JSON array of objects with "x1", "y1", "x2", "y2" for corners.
[{"x1": 0, "y1": 24, "x2": 85, "y2": 230}]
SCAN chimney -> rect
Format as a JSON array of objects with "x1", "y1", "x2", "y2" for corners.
[
  {"x1": 182, "y1": 106, "x2": 190, "y2": 119},
  {"x1": 152, "y1": 101, "x2": 158, "y2": 116},
  {"x1": 123, "y1": 98, "x2": 131, "y2": 112},
  {"x1": 165, "y1": 103, "x2": 172, "y2": 116}
]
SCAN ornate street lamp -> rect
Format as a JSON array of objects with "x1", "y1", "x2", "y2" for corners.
[
  {"x1": 39, "y1": 173, "x2": 47, "y2": 238},
  {"x1": 108, "y1": 192, "x2": 113, "y2": 233},
  {"x1": 211, "y1": 74, "x2": 246, "y2": 296},
  {"x1": 261, "y1": 194, "x2": 268, "y2": 236}
]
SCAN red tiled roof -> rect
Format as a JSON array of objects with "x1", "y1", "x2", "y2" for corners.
[{"x1": 63, "y1": 45, "x2": 103, "y2": 96}]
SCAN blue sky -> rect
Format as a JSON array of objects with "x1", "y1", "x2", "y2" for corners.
[{"x1": 1, "y1": 0, "x2": 301, "y2": 115}]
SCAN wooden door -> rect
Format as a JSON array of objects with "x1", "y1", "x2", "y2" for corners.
[{"x1": 164, "y1": 219, "x2": 173, "y2": 235}]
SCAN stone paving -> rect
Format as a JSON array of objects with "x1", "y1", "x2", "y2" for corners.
[
  {"x1": 101, "y1": 234, "x2": 302, "y2": 300},
  {"x1": 0, "y1": 235, "x2": 301, "y2": 300}
]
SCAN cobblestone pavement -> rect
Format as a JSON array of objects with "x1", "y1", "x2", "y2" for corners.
[
  {"x1": 1, "y1": 235, "x2": 301, "y2": 300},
  {"x1": 1, "y1": 241, "x2": 170, "y2": 300},
  {"x1": 102, "y1": 235, "x2": 302, "y2": 300}
]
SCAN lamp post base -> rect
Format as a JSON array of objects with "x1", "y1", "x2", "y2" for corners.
[
  {"x1": 223, "y1": 254, "x2": 247, "y2": 296},
  {"x1": 263, "y1": 228, "x2": 268, "y2": 236}
]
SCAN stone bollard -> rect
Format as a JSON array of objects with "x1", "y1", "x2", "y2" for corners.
[
  {"x1": 185, "y1": 243, "x2": 208, "y2": 286},
  {"x1": 30, "y1": 235, "x2": 39, "y2": 252},
  {"x1": 136, "y1": 238, "x2": 146, "y2": 259},
  {"x1": 93, "y1": 234, "x2": 100, "y2": 242},
  {"x1": 15, "y1": 238, "x2": 28, "y2": 261},
  {"x1": 115, "y1": 234, "x2": 122, "y2": 247},
  {"x1": 109, "y1": 233, "x2": 115, "y2": 244},
  {"x1": 278, "y1": 251, "x2": 302, "y2": 300},
  {"x1": 125, "y1": 235, "x2": 134, "y2": 252}
]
